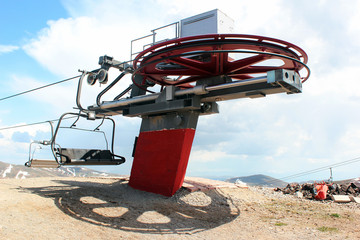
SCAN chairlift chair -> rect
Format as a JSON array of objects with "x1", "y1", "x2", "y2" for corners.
[
  {"x1": 26, "y1": 121, "x2": 60, "y2": 168},
  {"x1": 25, "y1": 112, "x2": 125, "y2": 168}
]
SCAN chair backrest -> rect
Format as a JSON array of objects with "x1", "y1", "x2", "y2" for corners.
[{"x1": 57, "y1": 148, "x2": 113, "y2": 163}]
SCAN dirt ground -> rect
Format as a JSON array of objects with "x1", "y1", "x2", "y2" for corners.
[{"x1": 0, "y1": 177, "x2": 359, "y2": 240}]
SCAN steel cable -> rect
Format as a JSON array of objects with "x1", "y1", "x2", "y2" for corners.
[{"x1": 0, "y1": 75, "x2": 81, "y2": 102}]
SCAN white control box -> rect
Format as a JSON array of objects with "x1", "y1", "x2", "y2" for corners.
[{"x1": 180, "y1": 9, "x2": 234, "y2": 38}]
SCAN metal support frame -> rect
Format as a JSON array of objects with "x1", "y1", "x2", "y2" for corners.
[
  {"x1": 88, "y1": 69, "x2": 301, "y2": 117},
  {"x1": 130, "y1": 22, "x2": 179, "y2": 61},
  {"x1": 26, "y1": 28, "x2": 310, "y2": 196}
]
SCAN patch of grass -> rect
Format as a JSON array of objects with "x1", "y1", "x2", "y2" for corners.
[
  {"x1": 330, "y1": 213, "x2": 340, "y2": 218},
  {"x1": 317, "y1": 226, "x2": 338, "y2": 232},
  {"x1": 274, "y1": 222, "x2": 287, "y2": 226}
]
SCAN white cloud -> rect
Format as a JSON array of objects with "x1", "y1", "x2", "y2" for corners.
[
  {"x1": 9, "y1": 74, "x2": 76, "y2": 114},
  {"x1": 23, "y1": 17, "x2": 123, "y2": 77},
  {"x1": 0, "y1": 45, "x2": 19, "y2": 55},
  {"x1": 189, "y1": 149, "x2": 241, "y2": 163},
  {"x1": 11, "y1": 131, "x2": 32, "y2": 143},
  {"x1": 306, "y1": 158, "x2": 329, "y2": 164},
  {"x1": 338, "y1": 128, "x2": 360, "y2": 158},
  {"x1": 0, "y1": 122, "x2": 50, "y2": 142},
  {"x1": 0, "y1": 121, "x2": 52, "y2": 165},
  {"x1": 23, "y1": 0, "x2": 176, "y2": 78},
  {"x1": 306, "y1": 66, "x2": 360, "y2": 100},
  {"x1": 345, "y1": 0, "x2": 360, "y2": 44}
]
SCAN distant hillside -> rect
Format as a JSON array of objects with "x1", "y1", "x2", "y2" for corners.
[
  {"x1": 226, "y1": 174, "x2": 288, "y2": 188},
  {"x1": 0, "y1": 160, "x2": 122, "y2": 179},
  {"x1": 334, "y1": 177, "x2": 360, "y2": 186}
]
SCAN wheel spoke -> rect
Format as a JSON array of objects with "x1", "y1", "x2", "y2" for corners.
[
  {"x1": 228, "y1": 74, "x2": 254, "y2": 80},
  {"x1": 225, "y1": 54, "x2": 268, "y2": 73},
  {"x1": 141, "y1": 68, "x2": 209, "y2": 76},
  {"x1": 232, "y1": 65, "x2": 286, "y2": 74},
  {"x1": 168, "y1": 57, "x2": 215, "y2": 75},
  {"x1": 175, "y1": 76, "x2": 206, "y2": 85},
  {"x1": 215, "y1": 51, "x2": 227, "y2": 75}
]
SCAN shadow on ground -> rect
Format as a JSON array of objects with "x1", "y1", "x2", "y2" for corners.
[{"x1": 20, "y1": 179, "x2": 240, "y2": 234}]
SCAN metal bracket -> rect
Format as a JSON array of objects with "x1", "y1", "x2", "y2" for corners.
[
  {"x1": 98, "y1": 55, "x2": 131, "y2": 72},
  {"x1": 267, "y1": 69, "x2": 302, "y2": 93},
  {"x1": 123, "y1": 96, "x2": 201, "y2": 117},
  {"x1": 156, "y1": 86, "x2": 176, "y2": 102},
  {"x1": 200, "y1": 102, "x2": 219, "y2": 115}
]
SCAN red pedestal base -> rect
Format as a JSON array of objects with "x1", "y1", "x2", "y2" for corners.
[{"x1": 129, "y1": 128, "x2": 196, "y2": 196}]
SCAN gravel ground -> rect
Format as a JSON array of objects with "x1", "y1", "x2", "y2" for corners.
[{"x1": 0, "y1": 177, "x2": 359, "y2": 239}]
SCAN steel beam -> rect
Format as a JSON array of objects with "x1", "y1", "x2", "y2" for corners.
[{"x1": 90, "y1": 69, "x2": 300, "y2": 115}]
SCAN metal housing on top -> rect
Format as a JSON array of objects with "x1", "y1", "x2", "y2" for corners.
[{"x1": 180, "y1": 9, "x2": 234, "y2": 37}]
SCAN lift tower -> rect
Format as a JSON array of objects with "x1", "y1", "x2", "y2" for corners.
[{"x1": 26, "y1": 10, "x2": 310, "y2": 197}]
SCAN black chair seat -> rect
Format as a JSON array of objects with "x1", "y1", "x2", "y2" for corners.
[{"x1": 56, "y1": 148, "x2": 125, "y2": 165}]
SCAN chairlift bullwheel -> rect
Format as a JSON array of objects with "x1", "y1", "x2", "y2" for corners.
[{"x1": 133, "y1": 34, "x2": 309, "y2": 89}]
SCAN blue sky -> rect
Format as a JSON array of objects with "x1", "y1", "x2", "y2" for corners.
[{"x1": 1, "y1": 0, "x2": 360, "y2": 181}]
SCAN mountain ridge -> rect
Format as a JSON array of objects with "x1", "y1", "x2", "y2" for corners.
[{"x1": 226, "y1": 174, "x2": 288, "y2": 188}]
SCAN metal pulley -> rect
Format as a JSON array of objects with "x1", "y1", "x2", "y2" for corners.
[{"x1": 87, "y1": 69, "x2": 108, "y2": 85}]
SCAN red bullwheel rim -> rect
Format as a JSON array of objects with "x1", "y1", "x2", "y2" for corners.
[{"x1": 133, "y1": 34, "x2": 309, "y2": 88}]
